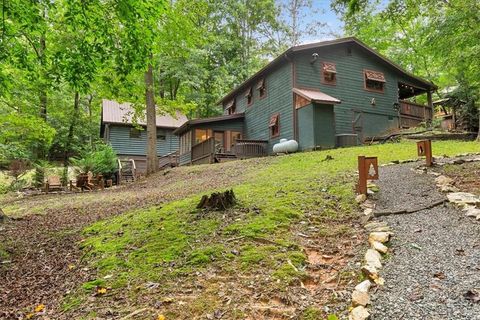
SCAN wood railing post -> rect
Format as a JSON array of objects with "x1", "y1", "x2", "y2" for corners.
[{"x1": 357, "y1": 156, "x2": 367, "y2": 195}]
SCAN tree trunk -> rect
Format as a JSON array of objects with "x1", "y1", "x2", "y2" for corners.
[
  {"x1": 87, "y1": 94, "x2": 94, "y2": 149},
  {"x1": 63, "y1": 92, "x2": 80, "y2": 184},
  {"x1": 145, "y1": 63, "x2": 157, "y2": 175},
  {"x1": 39, "y1": 9, "x2": 47, "y2": 121},
  {"x1": 477, "y1": 109, "x2": 480, "y2": 141}
]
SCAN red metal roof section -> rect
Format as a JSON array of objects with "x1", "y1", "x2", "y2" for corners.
[
  {"x1": 102, "y1": 99, "x2": 188, "y2": 128},
  {"x1": 293, "y1": 88, "x2": 341, "y2": 104}
]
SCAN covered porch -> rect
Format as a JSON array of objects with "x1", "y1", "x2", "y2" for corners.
[
  {"x1": 173, "y1": 113, "x2": 268, "y2": 166},
  {"x1": 398, "y1": 82, "x2": 435, "y2": 128}
]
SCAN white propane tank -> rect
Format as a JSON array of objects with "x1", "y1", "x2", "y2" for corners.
[{"x1": 273, "y1": 139, "x2": 299, "y2": 154}]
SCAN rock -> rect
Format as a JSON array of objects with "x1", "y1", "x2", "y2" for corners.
[
  {"x1": 361, "y1": 264, "x2": 379, "y2": 281},
  {"x1": 447, "y1": 192, "x2": 480, "y2": 206},
  {"x1": 365, "y1": 249, "x2": 382, "y2": 269},
  {"x1": 435, "y1": 175, "x2": 454, "y2": 186},
  {"x1": 364, "y1": 221, "x2": 388, "y2": 231},
  {"x1": 374, "y1": 277, "x2": 385, "y2": 286},
  {"x1": 440, "y1": 185, "x2": 460, "y2": 193},
  {"x1": 368, "y1": 231, "x2": 392, "y2": 244},
  {"x1": 349, "y1": 306, "x2": 370, "y2": 320},
  {"x1": 464, "y1": 205, "x2": 480, "y2": 218},
  {"x1": 367, "y1": 182, "x2": 379, "y2": 193},
  {"x1": 371, "y1": 241, "x2": 389, "y2": 254},
  {"x1": 361, "y1": 200, "x2": 375, "y2": 209},
  {"x1": 352, "y1": 290, "x2": 370, "y2": 306},
  {"x1": 356, "y1": 194, "x2": 367, "y2": 204},
  {"x1": 354, "y1": 280, "x2": 372, "y2": 293},
  {"x1": 363, "y1": 208, "x2": 373, "y2": 216}
]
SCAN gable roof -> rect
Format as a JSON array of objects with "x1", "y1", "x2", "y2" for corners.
[
  {"x1": 101, "y1": 99, "x2": 188, "y2": 129},
  {"x1": 218, "y1": 37, "x2": 436, "y2": 105}
]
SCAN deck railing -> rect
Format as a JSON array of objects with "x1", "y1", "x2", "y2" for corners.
[
  {"x1": 234, "y1": 139, "x2": 269, "y2": 159},
  {"x1": 399, "y1": 100, "x2": 432, "y2": 119},
  {"x1": 399, "y1": 100, "x2": 432, "y2": 128},
  {"x1": 158, "y1": 151, "x2": 179, "y2": 169},
  {"x1": 191, "y1": 137, "x2": 215, "y2": 165}
]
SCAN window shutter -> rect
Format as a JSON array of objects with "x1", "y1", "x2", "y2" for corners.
[
  {"x1": 256, "y1": 78, "x2": 265, "y2": 90},
  {"x1": 269, "y1": 114, "x2": 279, "y2": 127},
  {"x1": 322, "y1": 62, "x2": 337, "y2": 74},
  {"x1": 365, "y1": 70, "x2": 386, "y2": 82}
]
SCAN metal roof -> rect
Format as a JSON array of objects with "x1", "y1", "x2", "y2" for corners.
[
  {"x1": 173, "y1": 113, "x2": 245, "y2": 135},
  {"x1": 293, "y1": 88, "x2": 341, "y2": 104},
  {"x1": 218, "y1": 37, "x2": 437, "y2": 105},
  {"x1": 102, "y1": 99, "x2": 188, "y2": 128}
]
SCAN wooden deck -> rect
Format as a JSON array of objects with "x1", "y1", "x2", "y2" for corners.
[{"x1": 190, "y1": 138, "x2": 268, "y2": 165}]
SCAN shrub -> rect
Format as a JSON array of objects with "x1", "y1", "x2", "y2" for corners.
[
  {"x1": 33, "y1": 161, "x2": 50, "y2": 188},
  {"x1": 71, "y1": 144, "x2": 118, "y2": 176}
]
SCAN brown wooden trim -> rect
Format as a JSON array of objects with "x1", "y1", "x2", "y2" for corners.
[
  {"x1": 269, "y1": 112, "x2": 280, "y2": 138},
  {"x1": 363, "y1": 69, "x2": 385, "y2": 94},
  {"x1": 257, "y1": 78, "x2": 267, "y2": 100},
  {"x1": 320, "y1": 61, "x2": 337, "y2": 86}
]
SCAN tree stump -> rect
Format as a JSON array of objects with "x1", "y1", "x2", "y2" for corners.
[
  {"x1": 0, "y1": 208, "x2": 7, "y2": 224},
  {"x1": 197, "y1": 189, "x2": 236, "y2": 211}
]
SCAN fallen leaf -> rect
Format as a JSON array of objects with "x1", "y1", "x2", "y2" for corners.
[
  {"x1": 68, "y1": 264, "x2": 75, "y2": 270},
  {"x1": 157, "y1": 315, "x2": 166, "y2": 320},
  {"x1": 464, "y1": 289, "x2": 480, "y2": 303},
  {"x1": 34, "y1": 304, "x2": 45, "y2": 313},
  {"x1": 433, "y1": 272, "x2": 446, "y2": 280},
  {"x1": 96, "y1": 287, "x2": 107, "y2": 295},
  {"x1": 25, "y1": 313, "x2": 34, "y2": 319}
]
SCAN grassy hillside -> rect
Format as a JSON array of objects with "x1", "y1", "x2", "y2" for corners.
[{"x1": 64, "y1": 140, "x2": 479, "y2": 319}]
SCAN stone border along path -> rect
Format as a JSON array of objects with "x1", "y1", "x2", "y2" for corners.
[{"x1": 348, "y1": 153, "x2": 480, "y2": 320}]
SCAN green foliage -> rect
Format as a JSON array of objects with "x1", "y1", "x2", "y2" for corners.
[
  {"x1": 300, "y1": 306, "x2": 324, "y2": 320},
  {"x1": 33, "y1": 161, "x2": 49, "y2": 188},
  {"x1": 0, "y1": 114, "x2": 56, "y2": 163},
  {"x1": 71, "y1": 144, "x2": 118, "y2": 176}
]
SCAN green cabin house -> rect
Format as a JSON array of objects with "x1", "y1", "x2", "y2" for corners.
[
  {"x1": 101, "y1": 99, "x2": 188, "y2": 173},
  {"x1": 174, "y1": 37, "x2": 436, "y2": 166}
]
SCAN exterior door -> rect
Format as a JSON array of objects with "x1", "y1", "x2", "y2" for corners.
[
  {"x1": 214, "y1": 131, "x2": 225, "y2": 153},
  {"x1": 352, "y1": 110, "x2": 364, "y2": 143}
]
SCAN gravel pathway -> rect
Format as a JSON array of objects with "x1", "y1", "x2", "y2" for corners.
[{"x1": 369, "y1": 163, "x2": 480, "y2": 320}]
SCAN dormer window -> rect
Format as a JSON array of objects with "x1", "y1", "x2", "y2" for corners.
[
  {"x1": 322, "y1": 62, "x2": 337, "y2": 85},
  {"x1": 245, "y1": 87, "x2": 253, "y2": 106},
  {"x1": 364, "y1": 69, "x2": 386, "y2": 93},
  {"x1": 257, "y1": 78, "x2": 266, "y2": 98},
  {"x1": 225, "y1": 99, "x2": 236, "y2": 115}
]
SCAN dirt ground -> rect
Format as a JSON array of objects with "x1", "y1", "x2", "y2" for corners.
[
  {"x1": 0, "y1": 158, "x2": 363, "y2": 319},
  {"x1": 0, "y1": 160, "x2": 263, "y2": 319}
]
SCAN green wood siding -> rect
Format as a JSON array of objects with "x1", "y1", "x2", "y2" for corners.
[
  {"x1": 294, "y1": 44, "x2": 401, "y2": 137},
  {"x1": 107, "y1": 125, "x2": 179, "y2": 156},
  {"x1": 297, "y1": 103, "x2": 335, "y2": 150},
  {"x1": 189, "y1": 118, "x2": 245, "y2": 133},
  {"x1": 234, "y1": 63, "x2": 293, "y2": 151}
]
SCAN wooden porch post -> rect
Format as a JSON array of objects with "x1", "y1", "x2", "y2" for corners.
[{"x1": 427, "y1": 90, "x2": 434, "y2": 124}]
